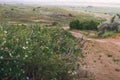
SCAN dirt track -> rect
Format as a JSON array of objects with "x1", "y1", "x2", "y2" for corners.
[{"x1": 70, "y1": 30, "x2": 120, "y2": 80}]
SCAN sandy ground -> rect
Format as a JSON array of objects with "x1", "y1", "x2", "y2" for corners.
[
  {"x1": 62, "y1": 27, "x2": 120, "y2": 80},
  {"x1": 72, "y1": 31, "x2": 120, "y2": 80}
]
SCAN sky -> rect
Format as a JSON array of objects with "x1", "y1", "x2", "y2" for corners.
[
  {"x1": 0, "y1": 0, "x2": 120, "y2": 3},
  {"x1": 0, "y1": 0, "x2": 120, "y2": 7}
]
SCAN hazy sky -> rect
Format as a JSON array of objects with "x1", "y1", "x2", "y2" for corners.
[
  {"x1": 1, "y1": 0, "x2": 120, "y2": 7},
  {"x1": 0, "y1": 0, "x2": 120, "y2": 3}
]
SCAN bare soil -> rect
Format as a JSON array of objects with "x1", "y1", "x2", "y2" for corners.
[
  {"x1": 72, "y1": 31, "x2": 120, "y2": 80},
  {"x1": 62, "y1": 26, "x2": 120, "y2": 80}
]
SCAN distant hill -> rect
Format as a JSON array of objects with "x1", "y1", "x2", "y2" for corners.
[{"x1": 0, "y1": 1, "x2": 120, "y2": 7}]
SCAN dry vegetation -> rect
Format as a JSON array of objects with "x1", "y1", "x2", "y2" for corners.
[{"x1": 0, "y1": 4, "x2": 120, "y2": 80}]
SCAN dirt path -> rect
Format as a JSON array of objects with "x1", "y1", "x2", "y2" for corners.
[
  {"x1": 71, "y1": 31, "x2": 120, "y2": 80},
  {"x1": 62, "y1": 27, "x2": 120, "y2": 80}
]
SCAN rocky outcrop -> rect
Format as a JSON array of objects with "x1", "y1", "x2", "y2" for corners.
[{"x1": 98, "y1": 14, "x2": 120, "y2": 36}]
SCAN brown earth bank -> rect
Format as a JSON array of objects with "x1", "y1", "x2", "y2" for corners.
[
  {"x1": 69, "y1": 29, "x2": 120, "y2": 80},
  {"x1": 81, "y1": 39, "x2": 120, "y2": 80}
]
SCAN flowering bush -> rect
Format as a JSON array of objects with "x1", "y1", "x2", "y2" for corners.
[{"x1": 0, "y1": 25, "x2": 81, "y2": 80}]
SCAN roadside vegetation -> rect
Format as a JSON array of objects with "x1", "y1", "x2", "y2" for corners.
[
  {"x1": 0, "y1": 25, "x2": 82, "y2": 80},
  {"x1": 69, "y1": 14, "x2": 120, "y2": 38},
  {"x1": 0, "y1": 5, "x2": 101, "y2": 80},
  {"x1": 1, "y1": 4, "x2": 120, "y2": 80},
  {"x1": 69, "y1": 19, "x2": 100, "y2": 30},
  {"x1": 100, "y1": 31, "x2": 120, "y2": 38}
]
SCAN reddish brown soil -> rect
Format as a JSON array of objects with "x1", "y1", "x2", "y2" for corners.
[{"x1": 71, "y1": 31, "x2": 120, "y2": 80}]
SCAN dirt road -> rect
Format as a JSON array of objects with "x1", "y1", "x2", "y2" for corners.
[
  {"x1": 71, "y1": 31, "x2": 120, "y2": 80},
  {"x1": 62, "y1": 27, "x2": 120, "y2": 80}
]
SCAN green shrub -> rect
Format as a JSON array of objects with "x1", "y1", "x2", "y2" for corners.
[
  {"x1": 11, "y1": 8, "x2": 14, "y2": 11},
  {"x1": 69, "y1": 19, "x2": 100, "y2": 30},
  {"x1": 106, "y1": 53, "x2": 113, "y2": 57},
  {"x1": 69, "y1": 19, "x2": 80, "y2": 29},
  {"x1": 115, "y1": 68, "x2": 120, "y2": 72},
  {"x1": 113, "y1": 58, "x2": 120, "y2": 63},
  {"x1": 101, "y1": 31, "x2": 115, "y2": 38},
  {"x1": 0, "y1": 25, "x2": 81, "y2": 80}
]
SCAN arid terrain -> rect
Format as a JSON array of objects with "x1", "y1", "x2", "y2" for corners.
[
  {"x1": 1, "y1": 4, "x2": 120, "y2": 80},
  {"x1": 70, "y1": 29, "x2": 120, "y2": 80}
]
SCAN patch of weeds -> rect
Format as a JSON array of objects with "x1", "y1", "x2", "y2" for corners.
[
  {"x1": 84, "y1": 71, "x2": 89, "y2": 78},
  {"x1": 115, "y1": 68, "x2": 120, "y2": 72},
  {"x1": 84, "y1": 71, "x2": 95, "y2": 80},
  {"x1": 81, "y1": 54, "x2": 85, "y2": 58},
  {"x1": 101, "y1": 31, "x2": 115, "y2": 38},
  {"x1": 113, "y1": 58, "x2": 120, "y2": 63},
  {"x1": 106, "y1": 53, "x2": 113, "y2": 57}
]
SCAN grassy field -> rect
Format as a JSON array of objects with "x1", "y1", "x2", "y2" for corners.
[{"x1": 0, "y1": 4, "x2": 102, "y2": 27}]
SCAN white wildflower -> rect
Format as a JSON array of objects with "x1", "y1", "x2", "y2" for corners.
[
  {"x1": 25, "y1": 55, "x2": 28, "y2": 58},
  {"x1": 9, "y1": 53, "x2": 13, "y2": 57},
  {"x1": 0, "y1": 56, "x2": 3, "y2": 59},
  {"x1": 4, "y1": 31, "x2": 7, "y2": 34},
  {"x1": 26, "y1": 41, "x2": 28, "y2": 44},
  {"x1": 22, "y1": 46, "x2": 28, "y2": 50}
]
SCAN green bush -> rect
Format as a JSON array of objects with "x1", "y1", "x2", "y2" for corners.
[
  {"x1": 101, "y1": 31, "x2": 115, "y2": 38},
  {"x1": 0, "y1": 25, "x2": 81, "y2": 80},
  {"x1": 69, "y1": 19, "x2": 80, "y2": 29},
  {"x1": 69, "y1": 19, "x2": 100, "y2": 30}
]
